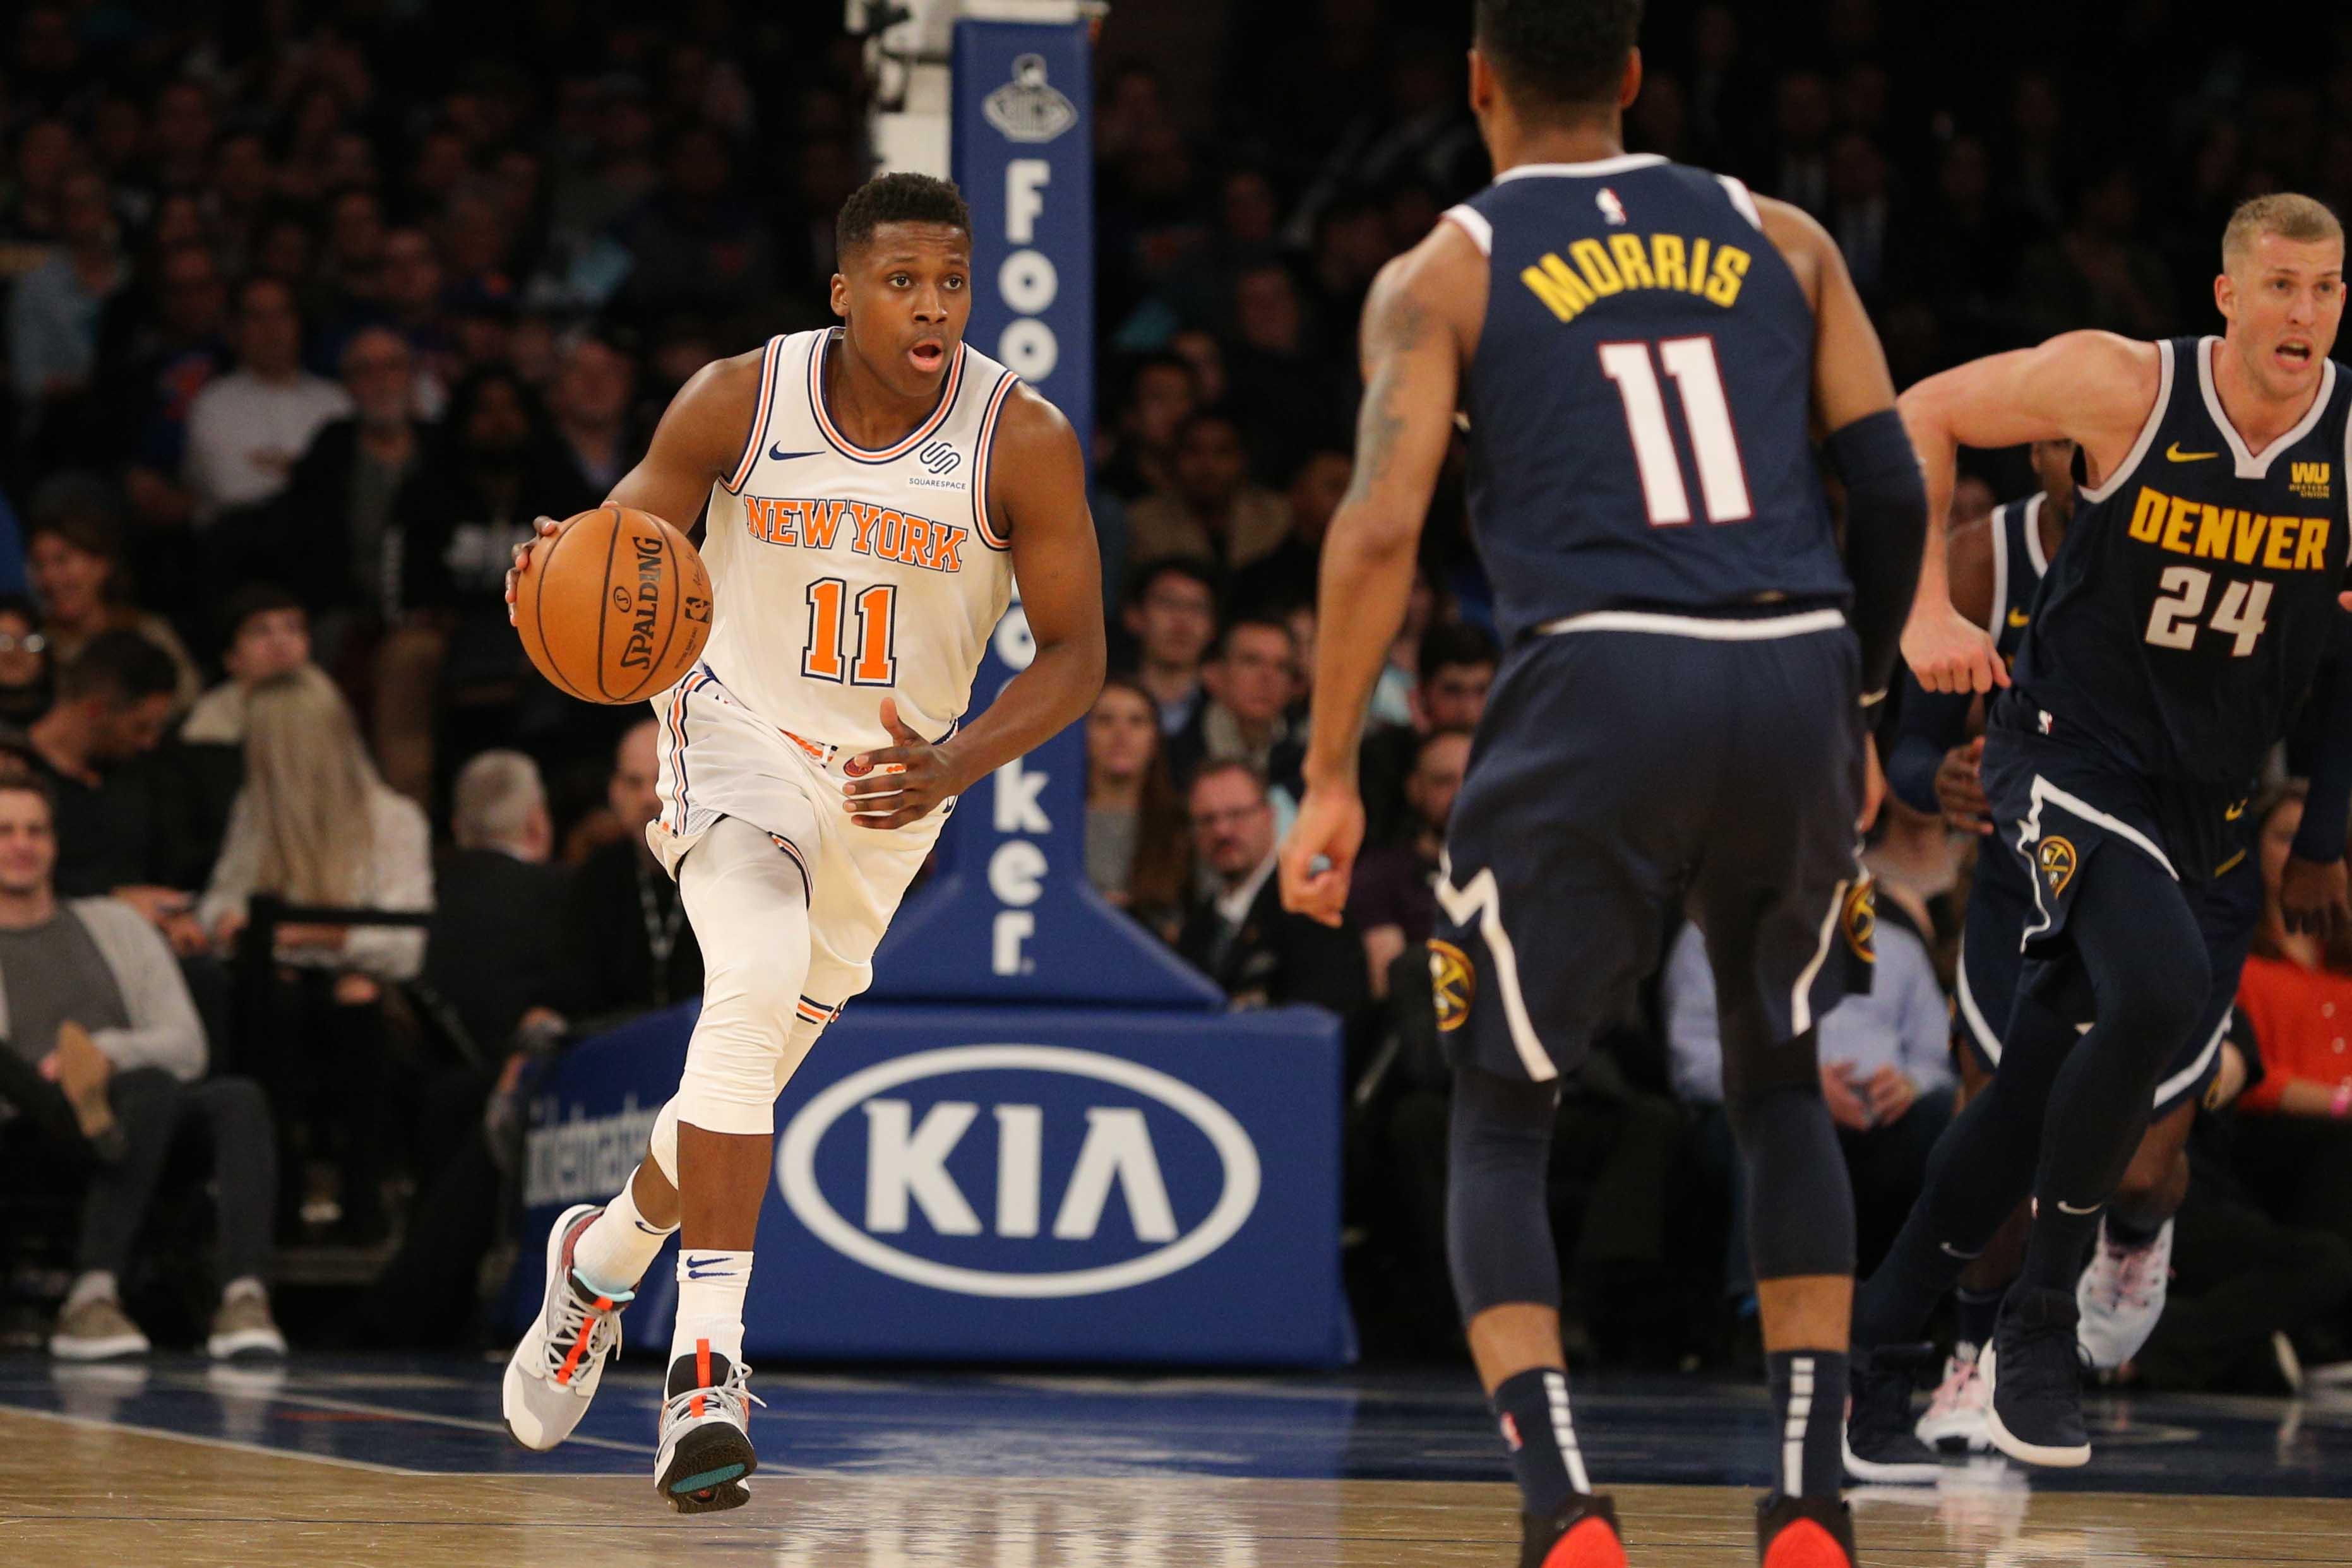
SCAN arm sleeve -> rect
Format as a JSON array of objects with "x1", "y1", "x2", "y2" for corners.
[
  {"x1": 84, "y1": 906, "x2": 208, "y2": 1081},
  {"x1": 1885, "y1": 667, "x2": 1974, "y2": 816},
  {"x1": 2291, "y1": 641, "x2": 2352, "y2": 864},
  {"x1": 1826, "y1": 408, "x2": 1930, "y2": 703}
]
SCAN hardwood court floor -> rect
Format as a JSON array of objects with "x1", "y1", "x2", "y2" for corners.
[{"x1": 4, "y1": 1360, "x2": 2350, "y2": 1566}]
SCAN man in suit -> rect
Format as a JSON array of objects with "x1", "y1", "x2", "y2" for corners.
[
  {"x1": 1175, "y1": 760, "x2": 1366, "y2": 1020},
  {"x1": 564, "y1": 719, "x2": 703, "y2": 1021}
]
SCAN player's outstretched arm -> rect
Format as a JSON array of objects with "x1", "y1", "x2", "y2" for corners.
[
  {"x1": 842, "y1": 386, "x2": 1106, "y2": 829},
  {"x1": 1896, "y1": 331, "x2": 2158, "y2": 692},
  {"x1": 1756, "y1": 194, "x2": 1928, "y2": 706},
  {"x1": 1282, "y1": 226, "x2": 1475, "y2": 928},
  {"x1": 504, "y1": 348, "x2": 767, "y2": 623}
]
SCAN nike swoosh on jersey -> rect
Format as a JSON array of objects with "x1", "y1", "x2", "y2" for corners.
[
  {"x1": 769, "y1": 443, "x2": 822, "y2": 461},
  {"x1": 2007, "y1": 607, "x2": 2031, "y2": 628},
  {"x1": 2164, "y1": 441, "x2": 2219, "y2": 461},
  {"x1": 2224, "y1": 800, "x2": 2247, "y2": 820},
  {"x1": 2055, "y1": 1199, "x2": 2103, "y2": 1216}
]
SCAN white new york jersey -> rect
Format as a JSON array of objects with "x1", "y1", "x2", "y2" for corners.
[{"x1": 697, "y1": 326, "x2": 1019, "y2": 756}]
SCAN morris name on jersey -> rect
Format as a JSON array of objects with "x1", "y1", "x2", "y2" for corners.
[{"x1": 1519, "y1": 230, "x2": 1753, "y2": 322}]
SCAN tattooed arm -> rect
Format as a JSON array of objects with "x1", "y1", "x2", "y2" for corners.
[{"x1": 1280, "y1": 220, "x2": 1482, "y2": 927}]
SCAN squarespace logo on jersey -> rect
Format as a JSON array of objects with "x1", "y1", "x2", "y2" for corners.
[{"x1": 776, "y1": 1045, "x2": 1262, "y2": 1298}]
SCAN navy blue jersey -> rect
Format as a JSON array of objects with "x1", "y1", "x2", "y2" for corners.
[
  {"x1": 1999, "y1": 337, "x2": 2352, "y2": 785},
  {"x1": 1986, "y1": 492, "x2": 2058, "y2": 661},
  {"x1": 1450, "y1": 153, "x2": 1849, "y2": 641}
]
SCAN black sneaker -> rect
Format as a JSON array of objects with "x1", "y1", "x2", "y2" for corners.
[
  {"x1": 1981, "y1": 1286, "x2": 2091, "y2": 1467},
  {"x1": 1518, "y1": 1493, "x2": 1625, "y2": 1568},
  {"x1": 1757, "y1": 1492, "x2": 1856, "y2": 1567},
  {"x1": 1841, "y1": 1342, "x2": 1943, "y2": 1484}
]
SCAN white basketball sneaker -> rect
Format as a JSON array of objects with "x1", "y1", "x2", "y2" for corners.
[
  {"x1": 654, "y1": 1343, "x2": 763, "y2": 1514},
  {"x1": 503, "y1": 1204, "x2": 633, "y2": 1451},
  {"x1": 2075, "y1": 1216, "x2": 2173, "y2": 1370},
  {"x1": 1914, "y1": 1346, "x2": 1993, "y2": 1452}
]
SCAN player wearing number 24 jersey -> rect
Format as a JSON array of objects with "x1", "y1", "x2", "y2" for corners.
[{"x1": 1852, "y1": 194, "x2": 2352, "y2": 1477}]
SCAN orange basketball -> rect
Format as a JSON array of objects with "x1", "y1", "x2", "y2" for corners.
[{"x1": 514, "y1": 505, "x2": 713, "y2": 704}]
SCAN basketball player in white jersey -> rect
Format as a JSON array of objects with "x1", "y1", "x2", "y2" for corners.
[{"x1": 495, "y1": 173, "x2": 1105, "y2": 1512}]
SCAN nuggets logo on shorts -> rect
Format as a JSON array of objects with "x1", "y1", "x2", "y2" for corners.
[
  {"x1": 1428, "y1": 940, "x2": 1476, "y2": 1033},
  {"x1": 1842, "y1": 879, "x2": 1877, "y2": 963},
  {"x1": 2036, "y1": 834, "x2": 2079, "y2": 898}
]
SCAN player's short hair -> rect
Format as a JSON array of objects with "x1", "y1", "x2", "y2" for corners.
[
  {"x1": 2222, "y1": 193, "x2": 2344, "y2": 270},
  {"x1": 1418, "y1": 621, "x2": 1500, "y2": 684},
  {"x1": 1474, "y1": 0, "x2": 1645, "y2": 119},
  {"x1": 57, "y1": 629, "x2": 179, "y2": 706},
  {"x1": 836, "y1": 172, "x2": 972, "y2": 259},
  {"x1": 451, "y1": 747, "x2": 547, "y2": 852}
]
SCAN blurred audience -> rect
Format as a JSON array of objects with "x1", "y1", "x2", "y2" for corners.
[
  {"x1": 198, "y1": 667, "x2": 431, "y2": 1243},
  {"x1": 564, "y1": 719, "x2": 703, "y2": 1019},
  {"x1": 1174, "y1": 760, "x2": 1367, "y2": 1019},
  {"x1": 0, "y1": 776, "x2": 283, "y2": 1363},
  {"x1": 1118, "y1": 557, "x2": 1218, "y2": 737},
  {"x1": 1084, "y1": 677, "x2": 1193, "y2": 941}
]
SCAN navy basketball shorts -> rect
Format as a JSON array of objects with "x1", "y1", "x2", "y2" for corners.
[
  {"x1": 1431, "y1": 610, "x2": 1870, "y2": 1084},
  {"x1": 1969, "y1": 716, "x2": 2261, "y2": 1117}
]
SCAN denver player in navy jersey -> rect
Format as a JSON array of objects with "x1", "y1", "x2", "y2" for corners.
[
  {"x1": 1277, "y1": 3, "x2": 1927, "y2": 1564},
  {"x1": 1852, "y1": 193, "x2": 2352, "y2": 1473}
]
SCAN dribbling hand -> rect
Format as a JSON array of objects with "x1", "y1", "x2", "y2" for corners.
[
  {"x1": 504, "y1": 515, "x2": 562, "y2": 627},
  {"x1": 1902, "y1": 602, "x2": 2008, "y2": 695},
  {"x1": 1279, "y1": 783, "x2": 1364, "y2": 929}
]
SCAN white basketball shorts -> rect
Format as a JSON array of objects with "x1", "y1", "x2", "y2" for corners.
[{"x1": 648, "y1": 661, "x2": 953, "y2": 1010}]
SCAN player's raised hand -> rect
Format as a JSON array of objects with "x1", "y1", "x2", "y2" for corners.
[
  {"x1": 1280, "y1": 783, "x2": 1364, "y2": 929},
  {"x1": 1934, "y1": 735, "x2": 1994, "y2": 834},
  {"x1": 2280, "y1": 853, "x2": 2351, "y2": 938},
  {"x1": 504, "y1": 515, "x2": 563, "y2": 626},
  {"x1": 843, "y1": 696, "x2": 964, "y2": 829},
  {"x1": 1902, "y1": 602, "x2": 2009, "y2": 694}
]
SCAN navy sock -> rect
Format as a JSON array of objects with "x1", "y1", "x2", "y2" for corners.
[
  {"x1": 2105, "y1": 1209, "x2": 2162, "y2": 1247},
  {"x1": 1768, "y1": 1350, "x2": 1848, "y2": 1501},
  {"x1": 1954, "y1": 1286, "x2": 2002, "y2": 1357},
  {"x1": 1490, "y1": 1367, "x2": 1588, "y2": 1519}
]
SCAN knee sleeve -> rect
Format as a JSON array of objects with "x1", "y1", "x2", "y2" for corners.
[
  {"x1": 1726, "y1": 1076, "x2": 1858, "y2": 1281},
  {"x1": 672, "y1": 817, "x2": 813, "y2": 1137},
  {"x1": 1445, "y1": 1065, "x2": 1563, "y2": 1319}
]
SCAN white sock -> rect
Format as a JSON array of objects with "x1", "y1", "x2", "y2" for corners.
[
  {"x1": 572, "y1": 1165, "x2": 676, "y2": 1295},
  {"x1": 66, "y1": 1271, "x2": 117, "y2": 1312},
  {"x1": 669, "y1": 1247, "x2": 751, "y2": 1379},
  {"x1": 222, "y1": 1276, "x2": 266, "y2": 1305}
]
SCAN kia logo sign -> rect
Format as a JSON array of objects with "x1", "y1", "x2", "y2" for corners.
[{"x1": 777, "y1": 1045, "x2": 1262, "y2": 1298}]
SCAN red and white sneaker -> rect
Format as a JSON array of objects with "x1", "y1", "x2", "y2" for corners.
[{"x1": 502, "y1": 1204, "x2": 632, "y2": 1451}]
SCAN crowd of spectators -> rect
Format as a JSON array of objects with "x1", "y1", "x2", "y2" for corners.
[{"x1": 4, "y1": 0, "x2": 2352, "y2": 1379}]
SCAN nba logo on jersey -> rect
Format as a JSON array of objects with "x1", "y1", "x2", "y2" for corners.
[{"x1": 1596, "y1": 187, "x2": 1627, "y2": 225}]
